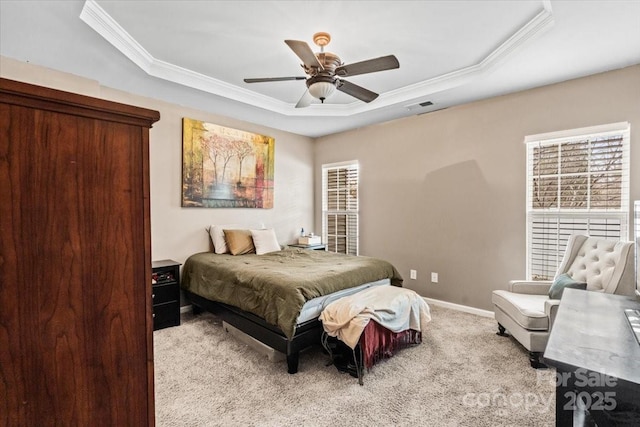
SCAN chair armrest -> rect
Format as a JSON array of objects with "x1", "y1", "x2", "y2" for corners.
[
  {"x1": 508, "y1": 280, "x2": 552, "y2": 295},
  {"x1": 545, "y1": 299, "x2": 561, "y2": 330}
]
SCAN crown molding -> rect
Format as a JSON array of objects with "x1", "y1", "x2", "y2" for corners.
[
  {"x1": 80, "y1": 0, "x2": 152, "y2": 72},
  {"x1": 386, "y1": 3, "x2": 554, "y2": 109},
  {"x1": 80, "y1": 0, "x2": 554, "y2": 117}
]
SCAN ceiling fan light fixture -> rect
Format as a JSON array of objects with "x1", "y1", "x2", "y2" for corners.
[
  {"x1": 246, "y1": 32, "x2": 399, "y2": 107},
  {"x1": 308, "y1": 81, "x2": 336, "y2": 103},
  {"x1": 313, "y1": 32, "x2": 331, "y2": 48}
]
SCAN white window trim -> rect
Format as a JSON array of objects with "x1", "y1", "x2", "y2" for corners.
[
  {"x1": 525, "y1": 122, "x2": 630, "y2": 280},
  {"x1": 322, "y1": 160, "x2": 359, "y2": 255},
  {"x1": 524, "y1": 121, "x2": 630, "y2": 145}
]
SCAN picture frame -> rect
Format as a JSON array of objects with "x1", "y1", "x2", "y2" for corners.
[{"x1": 182, "y1": 118, "x2": 274, "y2": 208}]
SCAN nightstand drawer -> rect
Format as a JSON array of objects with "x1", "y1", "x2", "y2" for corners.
[
  {"x1": 152, "y1": 282, "x2": 179, "y2": 305},
  {"x1": 152, "y1": 259, "x2": 182, "y2": 331},
  {"x1": 153, "y1": 301, "x2": 180, "y2": 330}
]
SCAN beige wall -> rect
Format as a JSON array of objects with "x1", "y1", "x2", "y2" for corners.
[
  {"x1": 314, "y1": 65, "x2": 640, "y2": 311},
  {"x1": 3, "y1": 55, "x2": 639, "y2": 312},
  {"x1": 0, "y1": 56, "x2": 315, "y2": 269}
]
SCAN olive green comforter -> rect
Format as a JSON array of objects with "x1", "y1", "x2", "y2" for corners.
[{"x1": 181, "y1": 247, "x2": 403, "y2": 339}]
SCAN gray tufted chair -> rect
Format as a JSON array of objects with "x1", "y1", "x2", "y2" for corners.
[{"x1": 492, "y1": 234, "x2": 635, "y2": 368}]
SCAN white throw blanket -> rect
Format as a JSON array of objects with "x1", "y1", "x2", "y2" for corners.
[{"x1": 319, "y1": 285, "x2": 432, "y2": 349}]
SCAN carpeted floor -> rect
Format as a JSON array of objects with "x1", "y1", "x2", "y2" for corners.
[{"x1": 153, "y1": 305, "x2": 555, "y2": 426}]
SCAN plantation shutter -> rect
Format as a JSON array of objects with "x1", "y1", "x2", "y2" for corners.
[
  {"x1": 526, "y1": 123, "x2": 630, "y2": 280},
  {"x1": 322, "y1": 161, "x2": 359, "y2": 255}
]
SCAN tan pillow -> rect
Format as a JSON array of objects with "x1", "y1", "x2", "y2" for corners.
[
  {"x1": 223, "y1": 229, "x2": 255, "y2": 255},
  {"x1": 211, "y1": 224, "x2": 241, "y2": 254}
]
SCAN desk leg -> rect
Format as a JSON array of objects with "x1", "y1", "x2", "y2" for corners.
[
  {"x1": 555, "y1": 373, "x2": 574, "y2": 426},
  {"x1": 556, "y1": 379, "x2": 596, "y2": 427}
]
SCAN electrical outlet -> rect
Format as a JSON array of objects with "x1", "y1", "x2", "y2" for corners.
[
  {"x1": 431, "y1": 272, "x2": 439, "y2": 283},
  {"x1": 410, "y1": 269, "x2": 417, "y2": 280}
]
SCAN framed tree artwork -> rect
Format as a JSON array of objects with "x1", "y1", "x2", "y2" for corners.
[{"x1": 182, "y1": 118, "x2": 275, "y2": 208}]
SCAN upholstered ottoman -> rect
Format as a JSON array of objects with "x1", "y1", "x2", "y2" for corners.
[{"x1": 319, "y1": 285, "x2": 431, "y2": 384}]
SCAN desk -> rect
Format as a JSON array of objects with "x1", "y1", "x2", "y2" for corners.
[{"x1": 543, "y1": 289, "x2": 640, "y2": 426}]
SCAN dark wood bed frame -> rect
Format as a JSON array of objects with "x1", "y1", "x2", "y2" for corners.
[{"x1": 185, "y1": 290, "x2": 323, "y2": 374}]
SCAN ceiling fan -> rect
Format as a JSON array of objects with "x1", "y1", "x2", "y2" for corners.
[{"x1": 244, "y1": 32, "x2": 400, "y2": 108}]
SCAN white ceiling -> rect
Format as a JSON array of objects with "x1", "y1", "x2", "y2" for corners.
[{"x1": 1, "y1": 1, "x2": 639, "y2": 137}]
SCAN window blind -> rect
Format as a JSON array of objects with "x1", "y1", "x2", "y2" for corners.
[
  {"x1": 526, "y1": 123, "x2": 630, "y2": 280},
  {"x1": 322, "y1": 161, "x2": 359, "y2": 255}
]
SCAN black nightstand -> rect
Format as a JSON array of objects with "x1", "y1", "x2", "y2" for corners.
[
  {"x1": 289, "y1": 243, "x2": 327, "y2": 251},
  {"x1": 152, "y1": 259, "x2": 181, "y2": 330}
]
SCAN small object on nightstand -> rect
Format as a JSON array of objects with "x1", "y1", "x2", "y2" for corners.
[
  {"x1": 152, "y1": 259, "x2": 181, "y2": 330},
  {"x1": 298, "y1": 235, "x2": 321, "y2": 245}
]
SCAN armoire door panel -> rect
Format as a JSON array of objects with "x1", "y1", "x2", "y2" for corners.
[{"x1": 0, "y1": 78, "x2": 159, "y2": 426}]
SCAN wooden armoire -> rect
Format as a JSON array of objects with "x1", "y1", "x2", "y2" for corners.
[{"x1": 0, "y1": 78, "x2": 160, "y2": 425}]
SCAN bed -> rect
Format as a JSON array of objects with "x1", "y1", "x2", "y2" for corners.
[{"x1": 181, "y1": 246, "x2": 403, "y2": 373}]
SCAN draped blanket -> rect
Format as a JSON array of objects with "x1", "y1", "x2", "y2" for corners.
[{"x1": 319, "y1": 285, "x2": 431, "y2": 349}]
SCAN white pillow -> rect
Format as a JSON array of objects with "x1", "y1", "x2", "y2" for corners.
[
  {"x1": 251, "y1": 229, "x2": 281, "y2": 255},
  {"x1": 210, "y1": 224, "x2": 241, "y2": 254}
]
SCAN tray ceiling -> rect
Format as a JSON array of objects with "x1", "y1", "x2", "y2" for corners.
[{"x1": 1, "y1": 1, "x2": 639, "y2": 137}]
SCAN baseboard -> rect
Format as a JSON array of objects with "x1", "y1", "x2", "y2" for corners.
[
  {"x1": 180, "y1": 305, "x2": 192, "y2": 314},
  {"x1": 423, "y1": 297, "x2": 494, "y2": 318}
]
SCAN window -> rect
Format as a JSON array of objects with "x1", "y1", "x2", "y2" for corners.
[
  {"x1": 322, "y1": 161, "x2": 359, "y2": 255},
  {"x1": 526, "y1": 122, "x2": 630, "y2": 280}
]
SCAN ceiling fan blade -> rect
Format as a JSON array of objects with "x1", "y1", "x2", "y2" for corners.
[
  {"x1": 336, "y1": 79, "x2": 379, "y2": 103},
  {"x1": 295, "y1": 89, "x2": 314, "y2": 108},
  {"x1": 335, "y1": 55, "x2": 399, "y2": 77},
  {"x1": 284, "y1": 40, "x2": 324, "y2": 70},
  {"x1": 244, "y1": 77, "x2": 306, "y2": 83}
]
